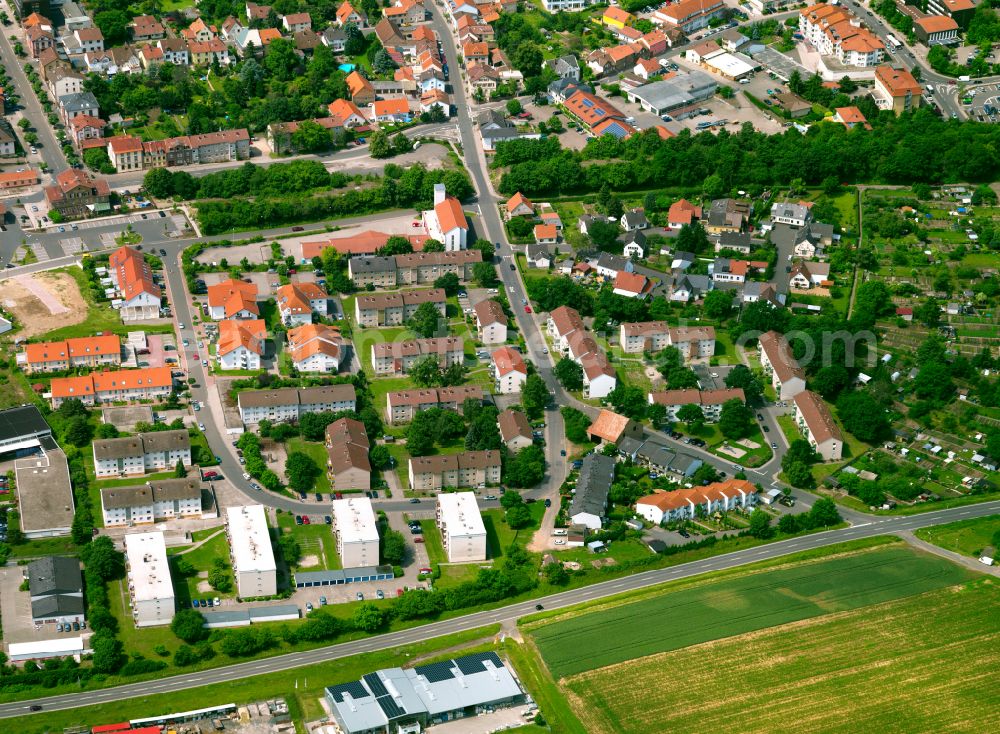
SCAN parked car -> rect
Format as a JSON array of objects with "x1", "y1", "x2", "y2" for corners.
[
  {"x1": 306, "y1": 602, "x2": 313, "y2": 612},
  {"x1": 356, "y1": 592, "x2": 364, "y2": 601},
  {"x1": 376, "y1": 590, "x2": 385, "y2": 600},
  {"x1": 295, "y1": 515, "x2": 303, "y2": 525},
  {"x1": 319, "y1": 596, "x2": 327, "y2": 605},
  {"x1": 302, "y1": 516, "x2": 311, "y2": 525}
]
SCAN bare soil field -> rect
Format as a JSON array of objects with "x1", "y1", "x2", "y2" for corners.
[
  {"x1": 0, "y1": 271, "x2": 88, "y2": 337},
  {"x1": 563, "y1": 581, "x2": 1000, "y2": 734}
]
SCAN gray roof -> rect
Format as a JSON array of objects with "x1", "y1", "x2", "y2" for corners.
[
  {"x1": 622, "y1": 211, "x2": 648, "y2": 228},
  {"x1": 628, "y1": 71, "x2": 717, "y2": 112},
  {"x1": 478, "y1": 108, "x2": 510, "y2": 129},
  {"x1": 93, "y1": 435, "x2": 143, "y2": 460},
  {"x1": 101, "y1": 478, "x2": 201, "y2": 509},
  {"x1": 526, "y1": 242, "x2": 551, "y2": 261},
  {"x1": 676, "y1": 274, "x2": 711, "y2": 293},
  {"x1": 635, "y1": 441, "x2": 676, "y2": 470},
  {"x1": 322, "y1": 27, "x2": 346, "y2": 41},
  {"x1": 668, "y1": 452, "x2": 702, "y2": 476},
  {"x1": 348, "y1": 256, "x2": 396, "y2": 274},
  {"x1": 481, "y1": 127, "x2": 520, "y2": 142},
  {"x1": 617, "y1": 435, "x2": 644, "y2": 456},
  {"x1": 32, "y1": 594, "x2": 85, "y2": 620},
  {"x1": 570, "y1": 453, "x2": 615, "y2": 520},
  {"x1": 295, "y1": 565, "x2": 393, "y2": 585},
  {"x1": 28, "y1": 557, "x2": 82, "y2": 597},
  {"x1": 621, "y1": 229, "x2": 646, "y2": 246},
  {"x1": 547, "y1": 55, "x2": 579, "y2": 74},
  {"x1": 770, "y1": 201, "x2": 810, "y2": 221},
  {"x1": 716, "y1": 231, "x2": 752, "y2": 249},
  {"x1": 548, "y1": 78, "x2": 591, "y2": 98},
  {"x1": 59, "y1": 91, "x2": 99, "y2": 112},
  {"x1": 594, "y1": 252, "x2": 631, "y2": 273},
  {"x1": 0, "y1": 405, "x2": 50, "y2": 444},
  {"x1": 237, "y1": 384, "x2": 355, "y2": 409},
  {"x1": 140, "y1": 429, "x2": 190, "y2": 453}
]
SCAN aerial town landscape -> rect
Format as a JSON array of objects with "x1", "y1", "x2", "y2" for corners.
[{"x1": 0, "y1": 0, "x2": 997, "y2": 731}]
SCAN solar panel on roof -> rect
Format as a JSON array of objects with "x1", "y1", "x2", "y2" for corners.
[
  {"x1": 455, "y1": 651, "x2": 504, "y2": 675},
  {"x1": 376, "y1": 694, "x2": 406, "y2": 720},
  {"x1": 364, "y1": 672, "x2": 389, "y2": 697},
  {"x1": 326, "y1": 680, "x2": 369, "y2": 702},
  {"x1": 414, "y1": 660, "x2": 456, "y2": 683}
]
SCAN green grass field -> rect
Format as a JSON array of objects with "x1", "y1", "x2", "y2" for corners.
[
  {"x1": 563, "y1": 582, "x2": 1000, "y2": 734},
  {"x1": 915, "y1": 515, "x2": 1000, "y2": 558},
  {"x1": 277, "y1": 512, "x2": 341, "y2": 570},
  {"x1": 532, "y1": 546, "x2": 974, "y2": 678},
  {"x1": 286, "y1": 437, "x2": 332, "y2": 492}
]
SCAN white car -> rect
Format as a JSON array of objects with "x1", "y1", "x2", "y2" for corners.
[
  {"x1": 242, "y1": 472, "x2": 251, "y2": 480},
  {"x1": 198, "y1": 422, "x2": 206, "y2": 431},
  {"x1": 554, "y1": 539, "x2": 566, "y2": 546}
]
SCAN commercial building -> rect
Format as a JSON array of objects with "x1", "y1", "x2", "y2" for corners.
[
  {"x1": 473, "y1": 299, "x2": 508, "y2": 344},
  {"x1": 354, "y1": 288, "x2": 446, "y2": 327},
  {"x1": 275, "y1": 282, "x2": 329, "y2": 326},
  {"x1": 874, "y1": 65, "x2": 922, "y2": 115},
  {"x1": 14, "y1": 445, "x2": 74, "y2": 538},
  {"x1": 237, "y1": 384, "x2": 357, "y2": 424},
  {"x1": 20, "y1": 334, "x2": 121, "y2": 373},
  {"x1": 649, "y1": 388, "x2": 746, "y2": 422},
  {"x1": 624, "y1": 70, "x2": 717, "y2": 115},
  {"x1": 326, "y1": 417, "x2": 371, "y2": 491},
  {"x1": 123, "y1": 531, "x2": 175, "y2": 626},
  {"x1": 793, "y1": 390, "x2": 843, "y2": 461},
  {"x1": 92, "y1": 429, "x2": 191, "y2": 477},
  {"x1": 109, "y1": 246, "x2": 162, "y2": 321},
  {"x1": 436, "y1": 491, "x2": 487, "y2": 562},
  {"x1": 0, "y1": 405, "x2": 53, "y2": 458},
  {"x1": 491, "y1": 346, "x2": 528, "y2": 394},
  {"x1": 925, "y1": 0, "x2": 977, "y2": 30},
  {"x1": 325, "y1": 652, "x2": 524, "y2": 734},
  {"x1": 27, "y1": 556, "x2": 84, "y2": 626},
  {"x1": 570, "y1": 453, "x2": 615, "y2": 529},
  {"x1": 758, "y1": 330, "x2": 806, "y2": 400},
  {"x1": 49, "y1": 367, "x2": 176, "y2": 408},
  {"x1": 332, "y1": 497, "x2": 380, "y2": 568},
  {"x1": 44, "y1": 169, "x2": 111, "y2": 219},
  {"x1": 385, "y1": 385, "x2": 484, "y2": 424},
  {"x1": 635, "y1": 479, "x2": 759, "y2": 524},
  {"x1": 371, "y1": 337, "x2": 464, "y2": 376},
  {"x1": 409, "y1": 451, "x2": 501, "y2": 491},
  {"x1": 226, "y1": 505, "x2": 277, "y2": 598},
  {"x1": 100, "y1": 478, "x2": 203, "y2": 527}
]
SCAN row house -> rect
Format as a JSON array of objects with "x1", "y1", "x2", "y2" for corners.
[
  {"x1": 101, "y1": 478, "x2": 202, "y2": 527},
  {"x1": 491, "y1": 346, "x2": 527, "y2": 395},
  {"x1": 386, "y1": 385, "x2": 484, "y2": 424},
  {"x1": 20, "y1": 334, "x2": 121, "y2": 373},
  {"x1": 547, "y1": 305, "x2": 616, "y2": 398},
  {"x1": 266, "y1": 116, "x2": 344, "y2": 154},
  {"x1": 189, "y1": 38, "x2": 230, "y2": 66},
  {"x1": 371, "y1": 337, "x2": 464, "y2": 376},
  {"x1": 44, "y1": 168, "x2": 111, "y2": 219},
  {"x1": 354, "y1": 288, "x2": 446, "y2": 328},
  {"x1": 275, "y1": 282, "x2": 328, "y2": 326},
  {"x1": 347, "y1": 250, "x2": 483, "y2": 288},
  {"x1": 285, "y1": 323, "x2": 344, "y2": 373},
  {"x1": 648, "y1": 387, "x2": 746, "y2": 422},
  {"x1": 236, "y1": 384, "x2": 357, "y2": 425},
  {"x1": 635, "y1": 479, "x2": 759, "y2": 524},
  {"x1": 473, "y1": 299, "x2": 508, "y2": 344},
  {"x1": 759, "y1": 330, "x2": 806, "y2": 400},
  {"x1": 617, "y1": 437, "x2": 702, "y2": 480},
  {"x1": 217, "y1": 319, "x2": 267, "y2": 370},
  {"x1": 109, "y1": 245, "x2": 162, "y2": 321},
  {"x1": 26, "y1": 24, "x2": 55, "y2": 59},
  {"x1": 793, "y1": 390, "x2": 843, "y2": 461},
  {"x1": 325, "y1": 417, "x2": 371, "y2": 492},
  {"x1": 92, "y1": 430, "x2": 192, "y2": 478},
  {"x1": 408, "y1": 450, "x2": 501, "y2": 491},
  {"x1": 48, "y1": 367, "x2": 175, "y2": 408}
]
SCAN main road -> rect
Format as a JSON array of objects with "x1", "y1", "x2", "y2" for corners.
[{"x1": 3, "y1": 498, "x2": 997, "y2": 717}]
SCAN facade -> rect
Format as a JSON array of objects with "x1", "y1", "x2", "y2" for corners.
[
  {"x1": 101, "y1": 478, "x2": 202, "y2": 527},
  {"x1": 275, "y1": 282, "x2": 328, "y2": 326},
  {"x1": 473, "y1": 299, "x2": 508, "y2": 344},
  {"x1": 436, "y1": 491, "x2": 487, "y2": 561},
  {"x1": 348, "y1": 251, "x2": 482, "y2": 288},
  {"x1": 770, "y1": 201, "x2": 812, "y2": 228},
  {"x1": 217, "y1": 319, "x2": 266, "y2": 370},
  {"x1": 43, "y1": 168, "x2": 111, "y2": 219},
  {"x1": 635, "y1": 479, "x2": 759, "y2": 524},
  {"x1": 793, "y1": 390, "x2": 843, "y2": 461},
  {"x1": 326, "y1": 418, "x2": 371, "y2": 491},
  {"x1": 386, "y1": 385, "x2": 484, "y2": 424},
  {"x1": 107, "y1": 130, "x2": 251, "y2": 171},
  {"x1": 332, "y1": 497, "x2": 380, "y2": 567},
  {"x1": 491, "y1": 346, "x2": 527, "y2": 394},
  {"x1": 409, "y1": 451, "x2": 501, "y2": 491},
  {"x1": 649, "y1": 388, "x2": 746, "y2": 422},
  {"x1": 354, "y1": 288, "x2": 446, "y2": 327},
  {"x1": 371, "y1": 337, "x2": 464, "y2": 376},
  {"x1": 21, "y1": 334, "x2": 121, "y2": 373},
  {"x1": 226, "y1": 505, "x2": 277, "y2": 598},
  {"x1": 48, "y1": 367, "x2": 175, "y2": 407},
  {"x1": 618, "y1": 323, "x2": 715, "y2": 360},
  {"x1": 28, "y1": 556, "x2": 84, "y2": 626},
  {"x1": 206, "y1": 278, "x2": 259, "y2": 320},
  {"x1": 874, "y1": 65, "x2": 922, "y2": 114},
  {"x1": 92, "y1": 429, "x2": 191, "y2": 478},
  {"x1": 109, "y1": 246, "x2": 162, "y2": 321},
  {"x1": 798, "y1": 3, "x2": 884, "y2": 67},
  {"x1": 285, "y1": 323, "x2": 344, "y2": 373},
  {"x1": 237, "y1": 384, "x2": 357, "y2": 424},
  {"x1": 498, "y1": 408, "x2": 533, "y2": 451},
  {"x1": 570, "y1": 453, "x2": 615, "y2": 530},
  {"x1": 123, "y1": 531, "x2": 175, "y2": 626},
  {"x1": 758, "y1": 330, "x2": 806, "y2": 400},
  {"x1": 547, "y1": 306, "x2": 616, "y2": 398}
]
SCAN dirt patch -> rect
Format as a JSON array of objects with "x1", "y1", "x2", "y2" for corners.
[
  {"x1": 299, "y1": 554, "x2": 320, "y2": 568},
  {"x1": 0, "y1": 271, "x2": 88, "y2": 337},
  {"x1": 196, "y1": 580, "x2": 213, "y2": 592}
]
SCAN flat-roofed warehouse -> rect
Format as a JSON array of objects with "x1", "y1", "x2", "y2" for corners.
[
  {"x1": 14, "y1": 441, "x2": 75, "y2": 538},
  {"x1": 625, "y1": 70, "x2": 718, "y2": 115},
  {"x1": 0, "y1": 405, "x2": 52, "y2": 457}
]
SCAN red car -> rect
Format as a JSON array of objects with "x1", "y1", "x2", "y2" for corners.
[
  {"x1": 414, "y1": 537, "x2": 424, "y2": 543},
  {"x1": 302, "y1": 516, "x2": 311, "y2": 525},
  {"x1": 419, "y1": 568, "x2": 432, "y2": 575},
  {"x1": 203, "y1": 471, "x2": 218, "y2": 479},
  {"x1": 411, "y1": 221, "x2": 421, "y2": 228},
  {"x1": 524, "y1": 306, "x2": 532, "y2": 313}
]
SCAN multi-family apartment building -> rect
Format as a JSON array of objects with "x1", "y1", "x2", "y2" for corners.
[
  {"x1": 547, "y1": 306, "x2": 616, "y2": 398},
  {"x1": 409, "y1": 451, "x2": 501, "y2": 491},
  {"x1": 206, "y1": 278, "x2": 259, "y2": 320},
  {"x1": 20, "y1": 335, "x2": 121, "y2": 373},
  {"x1": 92, "y1": 429, "x2": 191, "y2": 478},
  {"x1": 371, "y1": 337, "x2": 464, "y2": 375},
  {"x1": 498, "y1": 408, "x2": 533, "y2": 451},
  {"x1": 107, "y1": 129, "x2": 251, "y2": 171},
  {"x1": 354, "y1": 288, "x2": 446, "y2": 327},
  {"x1": 109, "y1": 246, "x2": 162, "y2": 321},
  {"x1": 237, "y1": 384, "x2": 357, "y2": 424},
  {"x1": 793, "y1": 389, "x2": 843, "y2": 461},
  {"x1": 648, "y1": 388, "x2": 746, "y2": 422},
  {"x1": 618, "y1": 323, "x2": 715, "y2": 361},
  {"x1": 436, "y1": 491, "x2": 487, "y2": 562},
  {"x1": 285, "y1": 323, "x2": 344, "y2": 373},
  {"x1": 100, "y1": 478, "x2": 202, "y2": 527},
  {"x1": 635, "y1": 479, "x2": 759, "y2": 524},
  {"x1": 758, "y1": 330, "x2": 806, "y2": 400},
  {"x1": 275, "y1": 282, "x2": 328, "y2": 326},
  {"x1": 385, "y1": 385, "x2": 484, "y2": 424},
  {"x1": 652, "y1": 0, "x2": 726, "y2": 33},
  {"x1": 217, "y1": 319, "x2": 266, "y2": 370},
  {"x1": 799, "y1": 3, "x2": 884, "y2": 67},
  {"x1": 332, "y1": 497, "x2": 380, "y2": 567},
  {"x1": 226, "y1": 505, "x2": 277, "y2": 598},
  {"x1": 873, "y1": 64, "x2": 922, "y2": 115},
  {"x1": 473, "y1": 299, "x2": 508, "y2": 344},
  {"x1": 49, "y1": 367, "x2": 175, "y2": 407},
  {"x1": 123, "y1": 531, "x2": 175, "y2": 626},
  {"x1": 491, "y1": 346, "x2": 528, "y2": 394},
  {"x1": 347, "y1": 250, "x2": 483, "y2": 288},
  {"x1": 325, "y1": 417, "x2": 371, "y2": 491}
]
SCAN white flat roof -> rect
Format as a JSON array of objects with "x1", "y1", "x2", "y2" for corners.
[
  {"x1": 8, "y1": 637, "x2": 86, "y2": 657},
  {"x1": 226, "y1": 504, "x2": 276, "y2": 573},
  {"x1": 437, "y1": 492, "x2": 486, "y2": 538},
  {"x1": 123, "y1": 531, "x2": 173, "y2": 603},
  {"x1": 706, "y1": 51, "x2": 755, "y2": 78},
  {"x1": 332, "y1": 497, "x2": 379, "y2": 545}
]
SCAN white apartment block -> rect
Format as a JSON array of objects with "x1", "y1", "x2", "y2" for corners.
[
  {"x1": 92, "y1": 430, "x2": 191, "y2": 478},
  {"x1": 237, "y1": 384, "x2": 357, "y2": 425},
  {"x1": 436, "y1": 491, "x2": 487, "y2": 562},
  {"x1": 101, "y1": 478, "x2": 202, "y2": 527},
  {"x1": 226, "y1": 505, "x2": 277, "y2": 598},
  {"x1": 124, "y1": 531, "x2": 175, "y2": 626},
  {"x1": 332, "y1": 497, "x2": 380, "y2": 568}
]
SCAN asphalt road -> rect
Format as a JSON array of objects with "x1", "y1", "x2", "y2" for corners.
[{"x1": 3, "y1": 498, "x2": 997, "y2": 717}]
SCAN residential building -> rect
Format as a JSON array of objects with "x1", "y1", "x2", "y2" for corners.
[
  {"x1": 27, "y1": 556, "x2": 84, "y2": 626},
  {"x1": 217, "y1": 319, "x2": 266, "y2": 370},
  {"x1": 237, "y1": 385, "x2": 357, "y2": 425},
  {"x1": 348, "y1": 251, "x2": 483, "y2": 287},
  {"x1": 275, "y1": 282, "x2": 328, "y2": 326},
  {"x1": 67, "y1": 114, "x2": 105, "y2": 147},
  {"x1": 0, "y1": 170, "x2": 40, "y2": 190},
  {"x1": 833, "y1": 105, "x2": 872, "y2": 130},
  {"x1": 498, "y1": 408, "x2": 533, "y2": 451},
  {"x1": 48, "y1": 66, "x2": 85, "y2": 99},
  {"x1": 346, "y1": 70, "x2": 375, "y2": 105},
  {"x1": 108, "y1": 130, "x2": 252, "y2": 170},
  {"x1": 326, "y1": 418, "x2": 371, "y2": 492},
  {"x1": 547, "y1": 305, "x2": 616, "y2": 398},
  {"x1": 332, "y1": 497, "x2": 379, "y2": 567},
  {"x1": 653, "y1": 0, "x2": 726, "y2": 33},
  {"x1": 354, "y1": 288, "x2": 446, "y2": 327},
  {"x1": 793, "y1": 390, "x2": 843, "y2": 461},
  {"x1": 73, "y1": 27, "x2": 105, "y2": 53},
  {"x1": 109, "y1": 246, "x2": 162, "y2": 321},
  {"x1": 371, "y1": 97, "x2": 411, "y2": 125},
  {"x1": 58, "y1": 91, "x2": 99, "y2": 126},
  {"x1": 386, "y1": 385, "x2": 484, "y2": 424},
  {"x1": 668, "y1": 198, "x2": 703, "y2": 229},
  {"x1": 226, "y1": 505, "x2": 277, "y2": 598},
  {"x1": 48, "y1": 367, "x2": 175, "y2": 407},
  {"x1": 874, "y1": 65, "x2": 922, "y2": 114},
  {"x1": 587, "y1": 409, "x2": 644, "y2": 445},
  {"x1": 613, "y1": 271, "x2": 650, "y2": 298},
  {"x1": 410, "y1": 451, "x2": 501, "y2": 491},
  {"x1": 670, "y1": 273, "x2": 713, "y2": 302},
  {"x1": 92, "y1": 430, "x2": 191, "y2": 478},
  {"x1": 545, "y1": 54, "x2": 581, "y2": 79},
  {"x1": 526, "y1": 242, "x2": 552, "y2": 267},
  {"x1": 505, "y1": 192, "x2": 534, "y2": 218},
  {"x1": 100, "y1": 478, "x2": 202, "y2": 527},
  {"x1": 770, "y1": 201, "x2": 812, "y2": 227},
  {"x1": 424, "y1": 184, "x2": 469, "y2": 250},
  {"x1": 336, "y1": 1, "x2": 366, "y2": 26},
  {"x1": 758, "y1": 330, "x2": 806, "y2": 399},
  {"x1": 491, "y1": 346, "x2": 527, "y2": 394},
  {"x1": 21, "y1": 335, "x2": 120, "y2": 373},
  {"x1": 705, "y1": 198, "x2": 750, "y2": 234},
  {"x1": 283, "y1": 11, "x2": 312, "y2": 32},
  {"x1": 473, "y1": 299, "x2": 508, "y2": 344},
  {"x1": 798, "y1": 3, "x2": 884, "y2": 67},
  {"x1": 789, "y1": 260, "x2": 832, "y2": 289},
  {"x1": 648, "y1": 387, "x2": 746, "y2": 421},
  {"x1": 285, "y1": 323, "x2": 345, "y2": 373},
  {"x1": 436, "y1": 492, "x2": 487, "y2": 561},
  {"x1": 130, "y1": 15, "x2": 165, "y2": 41},
  {"x1": 0, "y1": 127, "x2": 14, "y2": 157},
  {"x1": 543, "y1": 0, "x2": 589, "y2": 10},
  {"x1": 26, "y1": 25, "x2": 55, "y2": 59},
  {"x1": 619, "y1": 321, "x2": 671, "y2": 354},
  {"x1": 635, "y1": 479, "x2": 758, "y2": 524},
  {"x1": 44, "y1": 168, "x2": 110, "y2": 219},
  {"x1": 107, "y1": 134, "x2": 144, "y2": 172},
  {"x1": 570, "y1": 453, "x2": 615, "y2": 529},
  {"x1": 123, "y1": 531, "x2": 174, "y2": 626},
  {"x1": 206, "y1": 278, "x2": 259, "y2": 320},
  {"x1": 371, "y1": 337, "x2": 464, "y2": 376}
]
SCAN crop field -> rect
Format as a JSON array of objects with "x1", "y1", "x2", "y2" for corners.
[
  {"x1": 532, "y1": 547, "x2": 973, "y2": 678},
  {"x1": 562, "y1": 581, "x2": 1000, "y2": 734}
]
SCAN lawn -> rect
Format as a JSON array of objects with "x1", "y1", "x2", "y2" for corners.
[
  {"x1": 483, "y1": 504, "x2": 545, "y2": 559},
  {"x1": 914, "y1": 515, "x2": 1000, "y2": 558},
  {"x1": 562, "y1": 582, "x2": 1000, "y2": 734},
  {"x1": 286, "y1": 437, "x2": 332, "y2": 493},
  {"x1": 165, "y1": 531, "x2": 237, "y2": 603},
  {"x1": 277, "y1": 512, "x2": 341, "y2": 570},
  {"x1": 531, "y1": 546, "x2": 974, "y2": 678},
  {"x1": 419, "y1": 518, "x2": 448, "y2": 566}
]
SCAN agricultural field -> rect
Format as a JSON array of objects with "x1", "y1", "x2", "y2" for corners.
[
  {"x1": 562, "y1": 581, "x2": 1000, "y2": 734},
  {"x1": 531, "y1": 546, "x2": 973, "y2": 679},
  {"x1": 915, "y1": 514, "x2": 1000, "y2": 558}
]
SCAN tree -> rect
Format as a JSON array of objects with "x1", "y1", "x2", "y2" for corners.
[
  {"x1": 784, "y1": 460, "x2": 815, "y2": 488},
  {"x1": 811, "y1": 364, "x2": 850, "y2": 401},
  {"x1": 291, "y1": 120, "x2": 333, "y2": 152},
  {"x1": 372, "y1": 48, "x2": 397, "y2": 75},
  {"x1": 64, "y1": 415, "x2": 93, "y2": 447},
  {"x1": 352, "y1": 603, "x2": 387, "y2": 632},
  {"x1": 174, "y1": 459, "x2": 186, "y2": 478},
  {"x1": 473, "y1": 261, "x2": 498, "y2": 287},
  {"x1": 647, "y1": 402, "x2": 667, "y2": 427},
  {"x1": 836, "y1": 391, "x2": 890, "y2": 442},
  {"x1": 171, "y1": 609, "x2": 208, "y2": 643},
  {"x1": 422, "y1": 238, "x2": 445, "y2": 253},
  {"x1": 95, "y1": 10, "x2": 131, "y2": 46},
  {"x1": 554, "y1": 357, "x2": 583, "y2": 391},
  {"x1": 543, "y1": 562, "x2": 569, "y2": 585},
  {"x1": 676, "y1": 222, "x2": 710, "y2": 253},
  {"x1": 504, "y1": 445, "x2": 546, "y2": 488},
  {"x1": 505, "y1": 503, "x2": 532, "y2": 529},
  {"x1": 408, "y1": 301, "x2": 444, "y2": 338},
  {"x1": 718, "y1": 399, "x2": 753, "y2": 440},
  {"x1": 608, "y1": 385, "x2": 647, "y2": 421},
  {"x1": 587, "y1": 218, "x2": 621, "y2": 249},
  {"x1": 914, "y1": 297, "x2": 941, "y2": 328},
  {"x1": 81, "y1": 536, "x2": 125, "y2": 581},
  {"x1": 777, "y1": 513, "x2": 800, "y2": 535},
  {"x1": 500, "y1": 490, "x2": 524, "y2": 510},
  {"x1": 278, "y1": 534, "x2": 302, "y2": 565},
  {"x1": 562, "y1": 406, "x2": 591, "y2": 443},
  {"x1": 410, "y1": 355, "x2": 444, "y2": 388},
  {"x1": 382, "y1": 529, "x2": 406, "y2": 565},
  {"x1": 370, "y1": 444, "x2": 391, "y2": 470},
  {"x1": 285, "y1": 451, "x2": 320, "y2": 492},
  {"x1": 913, "y1": 361, "x2": 954, "y2": 403},
  {"x1": 343, "y1": 22, "x2": 366, "y2": 55},
  {"x1": 724, "y1": 364, "x2": 763, "y2": 403},
  {"x1": 91, "y1": 633, "x2": 125, "y2": 674},
  {"x1": 521, "y1": 374, "x2": 550, "y2": 418},
  {"x1": 703, "y1": 289, "x2": 732, "y2": 320},
  {"x1": 433, "y1": 272, "x2": 460, "y2": 296},
  {"x1": 677, "y1": 403, "x2": 705, "y2": 431},
  {"x1": 208, "y1": 558, "x2": 233, "y2": 593},
  {"x1": 808, "y1": 497, "x2": 841, "y2": 528},
  {"x1": 747, "y1": 508, "x2": 773, "y2": 539},
  {"x1": 506, "y1": 98, "x2": 522, "y2": 116}
]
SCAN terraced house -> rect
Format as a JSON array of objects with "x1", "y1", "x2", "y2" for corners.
[
  {"x1": 408, "y1": 450, "x2": 501, "y2": 490},
  {"x1": 100, "y1": 478, "x2": 203, "y2": 527},
  {"x1": 20, "y1": 334, "x2": 121, "y2": 373},
  {"x1": 48, "y1": 367, "x2": 175, "y2": 407},
  {"x1": 371, "y1": 337, "x2": 464, "y2": 375},
  {"x1": 92, "y1": 429, "x2": 191, "y2": 478},
  {"x1": 354, "y1": 288, "x2": 446, "y2": 327},
  {"x1": 548, "y1": 306, "x2": 617, "y2": 398},
  {"x1": 635, "y1": 479, "x2": 759, "y2": 524}
]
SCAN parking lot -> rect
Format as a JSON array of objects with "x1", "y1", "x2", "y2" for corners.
[{"x1": 0, "y1": 565, "x2": 87, "y2": 646}]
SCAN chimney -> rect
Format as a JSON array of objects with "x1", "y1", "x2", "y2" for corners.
[{"x1": 433, "y1": 183, "x2": 446, "y2": 206}]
